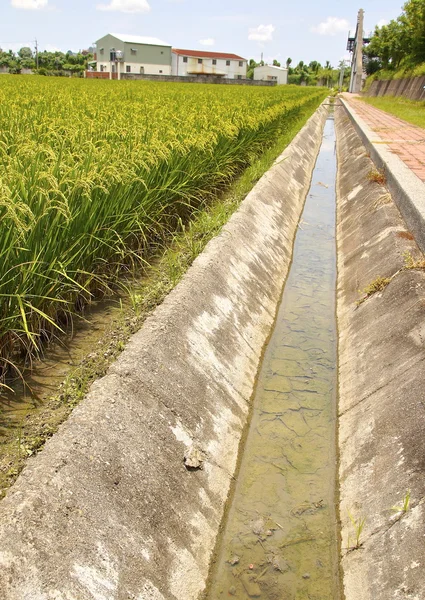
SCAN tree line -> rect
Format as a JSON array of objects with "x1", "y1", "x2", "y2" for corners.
[
  {"x1": 247, "y1": 58, "x2": 351, "y2": 87},
  {"x1": 364, "y1": 0, "x2": 425, "y2": 75},
  {"x1": 0, "y1": 47, "x2": 93, "y2": 75}
]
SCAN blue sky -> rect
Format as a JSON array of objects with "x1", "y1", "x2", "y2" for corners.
[{"x1": 2, "y1": 0, "x2": 405, "y2": 66}]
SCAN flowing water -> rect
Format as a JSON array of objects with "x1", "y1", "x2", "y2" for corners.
[{"x1": 207, "y1": 116, "x2": 339, "y2": 600}]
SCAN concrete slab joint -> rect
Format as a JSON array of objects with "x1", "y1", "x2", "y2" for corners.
[{"x1": 0, "y1": 105, "x2": 329, "y2": 598}]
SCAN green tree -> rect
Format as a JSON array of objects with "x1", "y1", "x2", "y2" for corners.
[
  {"x1": 365, "y1": 0, "x2": 425, "y2": 71},
  {"x1": 247, "y1": 58, "x2": 258, "y2": 79},
  {"x1": 403, "y1": 0, "x2": 425, "y2": 63}
]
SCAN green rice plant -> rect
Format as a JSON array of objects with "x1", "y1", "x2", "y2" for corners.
[
  {"x1": 0, "y1": 77, "x2": 327, "y2": 383},
  {"x1": 347, "y1": 511, "x2": 366, "y2": 550},
  {"x1": 392, "y1": 489, "x2": 411, "y2": 514}
]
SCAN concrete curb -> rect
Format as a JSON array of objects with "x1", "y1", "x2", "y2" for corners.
[
  {"x1": 340, "y1": 97, "x2": 425, "y2": 253},
  {"x1": 0, "y1": 105, "x2": 328, "y2": 600},
  {"x1": 336, "y1": 103, "x2": 425, "y2": 600}
]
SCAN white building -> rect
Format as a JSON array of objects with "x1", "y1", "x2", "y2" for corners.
[
  {"x1": 95, "y1": 33, "x2": 172, "y2": 76},
  {"x1": 254, "y1": 65, "x2": 288, "y2": 85},
  {"x1": 172, "y1": 49, "x2": 247, "y2": 79}
]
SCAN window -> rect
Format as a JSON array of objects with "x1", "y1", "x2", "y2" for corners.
[
  {"x1": 126, "y1": 65, "x2": 131, "y2": 73},
  {"x1": 239, "y1": 61, "x2": 243, "y2": 67},
  {"x1": 183, "y1": 56, "x2": 188, "y2": 63},
  {"x1": 100, "y1": 64, "x2": 105, "y2": 72},
  {"x1": 131, "y1": 48, "x2": 137, "y2": 55},
  {"x1": 237, "y1": 75, "x2": 242, "y2": 79},
  {"x1": 99, "y1": 48, "x2": 104, "y2": 55},
  {"x1": 161, "y1": 51, "x2": 164, "y2": 54},
  {"x1": 212, "y1": 59, "x2": 217, "y2": 65},
  {"x1": 159, "y1": 70, "x2": 163, "y2": 73},
  {"x1": 198, "y1": 58, "x2": 203, "y2": 64},
  {"x1": 226, "y1": 60, "x2": 230, "y2": 66}
]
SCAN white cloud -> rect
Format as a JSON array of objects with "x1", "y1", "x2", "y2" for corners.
[
  {"x1": 199, "y1": 38, "x2": 215, "y2": 46},
  {"x1": 377, "y1": 19, "x2": 388, "y2": 27},
  {"x1": 96, "y1": 0, "x2": 150, "y2": 13},
  {"x1": 248, "y1": 24, "x2": 275, "y2": 42},
  {"x1": 11, "y1": 0, "x2": 48, "y2": 8},
  {"x1": 311, "y1": 17, "x2": 350, "y2": 36}
]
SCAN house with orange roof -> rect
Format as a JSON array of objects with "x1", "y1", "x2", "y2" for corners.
[{"x1": 172, "y1": 48, "x2": 247, "y2": 79}]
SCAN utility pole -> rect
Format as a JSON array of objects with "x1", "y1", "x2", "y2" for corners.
[
  {"x1": 34, "y1": 38, "x2": 39, "y2": 70},
  {"x1": 347, "y1": 9, "x2": 370, "y2": 93}
]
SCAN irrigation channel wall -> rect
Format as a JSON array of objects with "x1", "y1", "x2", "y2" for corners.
[
  {"x1": 336, "y1": 102, "x2": 425, "y2": 599},
  {"x1": 0, "y1": 105, "x2": 328, "y2": 599},
  {"x1": 367, "y1": 75, "x2": 425, "y2": 101},
  {"x1": 341, "y1": 98, "x2": 425, "y2": 255}
]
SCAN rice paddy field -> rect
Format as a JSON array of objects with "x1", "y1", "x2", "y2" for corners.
[{"x1": 0, "y1": 76, "x2": 326, "y2": 383}]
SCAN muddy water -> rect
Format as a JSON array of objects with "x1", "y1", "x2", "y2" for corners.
[
  {"x1": 0, "y1": 297, "x2": 124, "y2": 436},
  {"x1": 207, "y1": 117, "x2": 339, "y2": 600}
]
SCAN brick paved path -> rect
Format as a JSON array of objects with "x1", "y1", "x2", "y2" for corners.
[{"x1": 342, "y1": 94, "x2": 425, "y2": 183}]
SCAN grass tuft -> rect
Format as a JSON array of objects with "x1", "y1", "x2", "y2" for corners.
[
  {"x1": 367, "y1": 168, "x2": 386, "y2": 185},
  {"x1": 357, "y1": 276, "x2": 391, "y2": 305}
]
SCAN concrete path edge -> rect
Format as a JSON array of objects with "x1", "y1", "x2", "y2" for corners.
[
  {"x1": 0, "y1": 104, "x2": 329, "y2": 600},
  {"x1": 340, "y1": 97, "x2": 425, "y2": 254}
]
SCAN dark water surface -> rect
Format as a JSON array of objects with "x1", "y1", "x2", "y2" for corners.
[{"x1": 207, "y1": 117, "x2": 339, "y2": 600}]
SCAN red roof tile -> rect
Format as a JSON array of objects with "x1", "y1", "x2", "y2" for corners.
[{"x1": 172, "y1": 48, "x2": 246, "y2": 61}]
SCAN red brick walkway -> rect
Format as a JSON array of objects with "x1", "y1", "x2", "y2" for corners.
[{"x1": 342, "y1": 94, "x2": 425, "y2": 183}]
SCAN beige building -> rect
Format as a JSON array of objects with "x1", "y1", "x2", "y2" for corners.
[{"x1": 95, "y1": 33, "x2": 172, "y2": 76}]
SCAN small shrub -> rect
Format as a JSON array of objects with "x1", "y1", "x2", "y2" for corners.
[
  {"x1": 357, "y1": 276, "x2": 391, "y2": 305},
  {"x1": 368, "y1": 168, "x2": 386, "y2": 185},
  {"x1": 404, "y1": 251, "x2": 425, "y2": 269},
  {"x1": 363, "y1": 276, "x2": 391, "y2": 296}
]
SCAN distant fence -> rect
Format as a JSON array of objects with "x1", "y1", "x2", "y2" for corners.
[
  {"x1": 367, "y1": 76, "x2": 425, "y2": 101},
  {"x1": 85, "y1": 71, "x2": 276, "y2": 86}
]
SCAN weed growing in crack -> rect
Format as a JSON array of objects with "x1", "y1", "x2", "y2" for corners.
[
  {"x1": 392, "y1": 489, "x2": 411, "y2": 515},
  {"x1": 404, "y1": 251, "x2": 425, "y2": 270},
  {"x1": 367, "y1": 168, "x2": 386, "y2": 185},
  {"x1": 357, "y1": 276, "x2": 391, "y2": 305},
  {"x1": 347, "y1": 511, "x2": 366, "y2": 550}
]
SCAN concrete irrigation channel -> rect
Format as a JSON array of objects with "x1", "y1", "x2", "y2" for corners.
[{"x1": 0, "y1": 98, "x2": 424, "y2": 599}]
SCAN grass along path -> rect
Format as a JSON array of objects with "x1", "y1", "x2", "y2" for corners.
[
  {"x1": 360, "y1": 96, "x2": 425, "y2": 130},
  {"x1": 0, "y1": 96, "x2": 324, "y2": 498}
]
